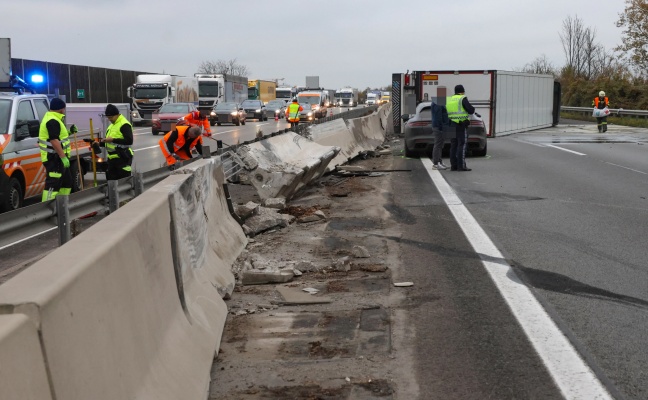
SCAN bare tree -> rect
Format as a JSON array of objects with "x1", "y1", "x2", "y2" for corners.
[
  {"x1": 615, "y1": 0, "x2": 648, "y2": 76},
  {"x1": 559, "y1": 15, "x2": 609, "y2": 79},
  {"x1": 519, "y1": 54, "x2": 557, "y2": 75},
  {"x1": 197, "y1": 59, "x2": 250, "y2": 77}
]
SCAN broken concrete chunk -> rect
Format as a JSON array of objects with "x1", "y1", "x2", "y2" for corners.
[
  {"x1": 378, "y1": 149, "x2": 392, "y2": 155},
  {"x1": 242, "y1": 270, "x2": 294, "y2": 285},
  {"x1": 243, "y1": 207, "x2": 294, "y2": 235},
  {"x1": 302, "y1": 287, "x2": 319, "y2": 295},
  {"x1": 393, "y1": 282, "x2": 414, "y2": 287},
  {"x1": 337, "y1": 165, "x2": 366, "y2": 172},
  {"x1": 314, "y1": 210, "x2": 326, "y2": 219},
  {"x1": 263, "y1": 197, "x2": 286, "y2": 210},
  {"x1": 236, "y1": 201, "x2": 260, "y2": 220},
  {"x1": 276, "y1": 286, "x2": 332, "y2": 305},
  {"x1": 298, "y1": 215, "x2": 322, "y2": 223},
  {"x1": 334, "y1": 256, "x2": 351, "y2": 272},
  {"x1": 295, "y1": 260, "x2": 317, "y2": 272},
  {"x1": 352, "y1": 245, "x2": 370, "y2": 258}
]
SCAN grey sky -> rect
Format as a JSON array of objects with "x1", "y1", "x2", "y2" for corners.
[{"x1": 1, "y1": 1, "x2": 625, "y2": 91}]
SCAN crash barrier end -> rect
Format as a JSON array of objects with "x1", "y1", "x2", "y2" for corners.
[{"x1": 0, "y1": 161, "x2": 245, "y2": 400}]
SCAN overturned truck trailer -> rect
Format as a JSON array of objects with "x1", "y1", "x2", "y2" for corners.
[{"x1": 392, "y1": 70, "x2": 561, "y2": 137}]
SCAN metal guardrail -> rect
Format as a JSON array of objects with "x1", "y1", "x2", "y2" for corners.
[
  {"x1": 0, "y1": 105, "x2": 376, "y2": 250},
  {"x1": 561, "y1": 106, "x2": 648, "y2": 118}
]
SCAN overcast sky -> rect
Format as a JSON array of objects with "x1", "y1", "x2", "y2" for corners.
[{"x1": 2, "y1": 0, "x2": 625, "y2": 90}]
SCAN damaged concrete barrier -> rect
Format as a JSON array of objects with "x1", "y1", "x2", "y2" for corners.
[
  {"x1": 310, "y1": 105, "x2": 388, "y2": 172},
  {"x1": 0, "y1": 160, "x2": 246, "y2": 400},
  {"x1": 0, "y1": 314, "x2": 52, "y2": 400},
  {"x1": 237, "y1": 131, "x2": 340, "y2": 201}
]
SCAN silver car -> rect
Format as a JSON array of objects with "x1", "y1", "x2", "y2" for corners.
[
  {"x1": 401, "y1": 101, "x2": 487, "y2": 158},
  {"x1": 265, "y1": 100, "x2": 286, "y2": 120},
  {"x1": 211, "y1": 102, "x2": 246, "y2": 126}
]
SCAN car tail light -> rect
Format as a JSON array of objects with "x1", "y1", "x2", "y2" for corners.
[
  {"x1": 408, "y1": 121, "x2": 429, "y2": 127},
  {"x1": 470, "y1": 120, "x2": 484, "y2": 127}
]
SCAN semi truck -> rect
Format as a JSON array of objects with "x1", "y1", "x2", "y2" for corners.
[
  {"x1": 395, "y1": 70, "x2": 560, "y2": 137},
  {"x1": 366, "y1": 90, "x2": 382, "y2": 105},
  {"x1": 336, "y1": 87, "x2": 358, "y2": 107},
  {"x1": 276, "y1": 86, "x2": 296, "y2": 103},
  {"x1": 247, "y1": 80, "x2": 276, "y2": 104},
  {"x1": 194, "y1": 73, "x2": 248, "y2": 108},
  {"x1": 126, "y1": 74, "x2": 199, "y2": 125}
]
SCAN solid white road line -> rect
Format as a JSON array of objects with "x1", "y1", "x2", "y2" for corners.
[
  {"x1": 604, "y1": 162, "x2": 648, "y2": 175},
  {"x1": 545, "y1": 144, "x2": 587, "y2": 156},
  {"x1": 421, "y1": 158, "x2": 613, "y2": 400},
  {"x1": 0, "y1": 227, "x2": 57, "y2": 252}
]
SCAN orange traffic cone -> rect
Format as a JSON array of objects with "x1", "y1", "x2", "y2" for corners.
[{"x1": 275, "y1": 114, "x2": 279, "y2": 121}]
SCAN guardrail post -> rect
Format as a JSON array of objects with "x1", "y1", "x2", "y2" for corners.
[
  {"x1": 108, "y1": 180, "x2": 120, "y2": 213},
  {"x1": 216, "y1": 140, "x2": 223, "y2": 155},
  {"x1": 133, "y1": 172, "x2": 145, "y2": 196},
  {"x1": 56, "y1": 195, "x2": 71, "y2": 246},
  {"x1": 202, "y1": 145, "x2": 211, "y2": 159}
]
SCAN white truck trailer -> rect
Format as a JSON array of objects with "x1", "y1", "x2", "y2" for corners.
[
  {"x1": 399, "y1": 70, "x2": 559, "y2": 137},
  {"x1": 127, "y1": 74, "x2": 199, "y2": 125},
  {"x1": 194, "y1": 74, "x2": 248, "y2": 109}
]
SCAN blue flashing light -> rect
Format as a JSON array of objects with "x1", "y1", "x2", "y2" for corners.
[{"x1": 30, "y1": 74, "x2": 44, "y2": 84}]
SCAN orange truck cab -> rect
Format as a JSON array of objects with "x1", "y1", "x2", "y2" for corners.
[{"x1": 0, "y1": 92, "x2": 93, "y2": 212}]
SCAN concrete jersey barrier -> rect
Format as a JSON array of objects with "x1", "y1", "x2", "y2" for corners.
[
  {"x1": 0, "y1": 160, "x2": 245, "y2": 400},
  {"x1": 236, "y1": 131, "x2": 340, "y2": 200},
  {"x1": 0, "y1": 314, "x2": 53, "y2": 400}
]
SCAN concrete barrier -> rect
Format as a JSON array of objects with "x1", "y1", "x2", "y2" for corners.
[
  {"x1": 310, "y1": 105, "x2": 388, "y2": 172},
  {"x1": 0, "y1": 314, "x2": 53, "y2": 400},
  {"x1": 236, "y1": 131, "x2": 340, "y2": 200},
  {"x1": 0, "y1": 160, "x2": 245, "y2": 400}
]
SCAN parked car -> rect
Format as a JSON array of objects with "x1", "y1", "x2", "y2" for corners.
[
  {"x1": 210, "y1": 102, "x2": 246, "y2": 126},
  {"x1": 401, "y1": 101, "x2": 487, "y2": 158},
  {"x1": 240, "y1": 99, "x2": 266, "y2": 121},
  {"x1": 265, "y1": 100, "x2": 286, "y2": 120},
  {"x1": 151, "y1": 103, "x2": 197, "y2": 135}
]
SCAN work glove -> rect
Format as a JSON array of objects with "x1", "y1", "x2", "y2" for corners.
[
  {"x1": 82, "y1": 138, "x2": 93, "y2": 143},
  {"x1": 91, "y1": 142, "x2": 102, "y2": 154},
  {"x1": 70, "y1": 124, "x2": 78, "y2": 134},
  {"x1": 60, "y1": 156, "x2": 70, "y2": 169},
  {"x1": 203, "y1": 132, "x2": 212, "y2": 137},
  {"x1": 168, "y1": 164, "x2": 177, "y2": 171}
]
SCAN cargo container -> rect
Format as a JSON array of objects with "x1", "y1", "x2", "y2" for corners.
[
  {"x1": 393, "y1": 70, "x2": 560, "y2": 137},
  {"x1": 247, "y1": 80, "x2": 276, "y2": 104},
  {"x1": 195, "y1": 73, "x2": 248, "y2": 108}
]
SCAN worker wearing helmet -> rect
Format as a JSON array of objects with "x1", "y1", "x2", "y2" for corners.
[
  {"x1": 182, "y1": 109, "x2": 212, "y2": 136},
  {"x1": 287, "y1": 99, "x2": 303, "y2": 129},
  {"x1": 159, "y1": 125, "x2": 203, "y2": 170},
  {"x1": 39, "y1": 97, "x2": 74, "y2": 201},
  {"x1": 592, "y1": 91, "x2": 610, "y2": 132}
]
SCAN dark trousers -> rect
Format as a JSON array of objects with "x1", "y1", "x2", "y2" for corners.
[
  {"x1": 432, "y1": 129, "x2": 444, "y2": 164},
  {"x1": 106, "y1": 150, "x2": 133, "y2": 181},
  {"x1": 290, "y1": 121, "x2": 299, "y2": 129},
  {"x1": 44, "y1": 154, "x2": 73, "y2": 192},
  {"x1": 596, "y1": 116, "x2": 608, "y2": 132},
  {"x1": 449, "y1": 124, "x2": 467, "y2": 170}
]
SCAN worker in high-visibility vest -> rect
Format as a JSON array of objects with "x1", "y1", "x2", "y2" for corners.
[
  {"x1": 182, "y1": 110, "x2": 212, "y2": 136},
  {"x1": 592, "y1": 91, "x2": 610, "y2": 133},
  {"x1": 286, "y1": 99, "x2": 304, "y2": 129},
  {"x1": 39, "y1": 97, "x2": 75, "y2": 201},
  {"x1": 90, "y1": 104, "x2": 134, "y2": 180},
  {"x1": 446, "y1": 84, "x2": 479, "y2": 171},
  {"x1": 159, "y1": 125, "x2": 203, "y2": 170}
]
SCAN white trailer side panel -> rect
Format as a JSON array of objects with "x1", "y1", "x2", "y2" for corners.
[
  {"x1": 0, "y1": 38, "x2": 10, "y2": 83},
  {"x1": 494, "y1": 71, "x2": 553, "y2": 136}
]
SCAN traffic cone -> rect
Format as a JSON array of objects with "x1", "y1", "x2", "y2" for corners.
[{"x1": 275, "y1": 114, "x2": 279, "y2": 121}]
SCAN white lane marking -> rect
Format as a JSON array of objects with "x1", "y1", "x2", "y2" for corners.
[
  {"x1": 134, "y1": 145, "x2": 160, "y2": 152},
  {"x1": 604, "y1": 162, "x2": 648, "y2": 175},
  {"x1": 545, "y1": 144, "x2": 586, "y2": 156},
  {"x1": 421, "y1": 158, "x2": 613, "y2": 400},
  {"x1": 0, "y1": 227, "x2": 57, "y2": 251}
]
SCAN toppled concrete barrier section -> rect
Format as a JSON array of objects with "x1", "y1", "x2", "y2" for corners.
[
  {"x1": 309, "y1": 104, "x2": 390, "y2": 172},
  {"x1": 236, "y1": 131, "x2": 340, "y2": 201},
  {"x1": 0, "y1": 159, "x2": 246, "y2": 400}
]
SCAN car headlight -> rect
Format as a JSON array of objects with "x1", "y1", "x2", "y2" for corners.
[
  {"x1": 255, "y1": 109, "x2": 261, "y2": 112},
  {"x1": 275, "y1": 109, "x2": 280, "y2": 114},
  {"x1": 307, "y1": 112, "x2": 313, "y2": 116},
  {"x1": 211, "y1": 111, "x2": 216, "y2": 116},
  {"x1": 230, "y1": 111, "x2": 237, "y2": 116}
]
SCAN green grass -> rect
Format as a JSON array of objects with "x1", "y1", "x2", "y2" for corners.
[{"x1": 561, "y1": 112, "x2": 648, "y2": 129}]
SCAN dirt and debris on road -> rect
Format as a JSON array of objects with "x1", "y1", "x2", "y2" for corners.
[{"x1": 210, "y1": 140, "x2": 414, "y2": 399}]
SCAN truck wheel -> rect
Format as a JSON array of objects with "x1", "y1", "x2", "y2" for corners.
[
  {"x1": 217, "y1": 122, "x2": 222, "y2": 126},
  {"x1": 0, "y1": 177, "x2": 24, "y2": 212},
  {"x1": 263, "y1": 115, "x2": 268, "y2": 121},
  {"x1": 235, "y1": 119, "x2": 240, "y2": 126},
  {"x1": 241, "y1": 119, "x2": 246, "y2": 125},
  {"x1": 152, "y1": 130, "x2": 159, "y2": 136}
]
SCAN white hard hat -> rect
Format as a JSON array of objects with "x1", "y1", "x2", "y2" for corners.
[{"x1": 599, "y1": 91, "x2": 606, "y2": 97}]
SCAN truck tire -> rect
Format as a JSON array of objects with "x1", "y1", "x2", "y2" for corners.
[
  {"x1": 0, "y1": 177, "x2": 24, "y2": 212},
  {"x1": 241, "y1": 119, "x2": 246, "y2": 125},
  {"x1": 217, "y1": 122, "x2": 222, "y2": 126},
  {"x1": 152, "y1": 130, "x2": 159, "y2": 135}
]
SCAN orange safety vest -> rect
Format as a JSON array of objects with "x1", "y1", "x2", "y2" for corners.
[
  {"x1": 593, "y1": 97, "x2": 609, "y2": 109},
  {"x1": 183, "y1": 112, "x2": 211, "y2": 134},
  {"x1": 159, "y1": 125, "x2": 202, "y2": 165}
]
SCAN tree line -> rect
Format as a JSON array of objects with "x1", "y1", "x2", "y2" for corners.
[{"x1": 519, "y1": 0, "x2": 648, "y2": 109}]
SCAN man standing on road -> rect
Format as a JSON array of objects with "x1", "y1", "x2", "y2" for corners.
[
  {"x1": 287, "y1": 98, "x2": 303, "y2": 129},
  {"x1": 89, "y1": 104, "x2": 134, "y2": 180},
  {"x1": 39, "y1": 97, "x2": 74, "y2": 201},
  {"x1": 592, "y1": 91, "x2": 610, "y2": 133},
  {"x1": 447, "y1": 85, "x2": 479, "y2": 171},
  {"x1": 431, "y1": 102, "x2": 449, "y2": 170},
  {"x1": 159, "y1": 125, "x2": 203, "y2": 170},
  {"x1": 183, "y1": 109, "x2": 212, "y2": 137}
]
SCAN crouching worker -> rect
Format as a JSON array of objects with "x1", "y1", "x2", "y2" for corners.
[{"x1": 159, "y1": 125, "x2": 203, "y2": 170}]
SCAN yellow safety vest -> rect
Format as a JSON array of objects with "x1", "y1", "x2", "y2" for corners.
[
  {"x1": 38, "y1": 111, "x2": 70, "y2": 162},
  {"x1": 446, "y1": 95, "x2": 469, "y2": 123},
  {"x1": 105, "y1": 114, "x2": 133, "y2": 159}
]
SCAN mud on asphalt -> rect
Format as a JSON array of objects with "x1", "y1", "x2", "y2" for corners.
[{"x1": 210, "y1": 141, "x2": 414, "y2": 400}]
